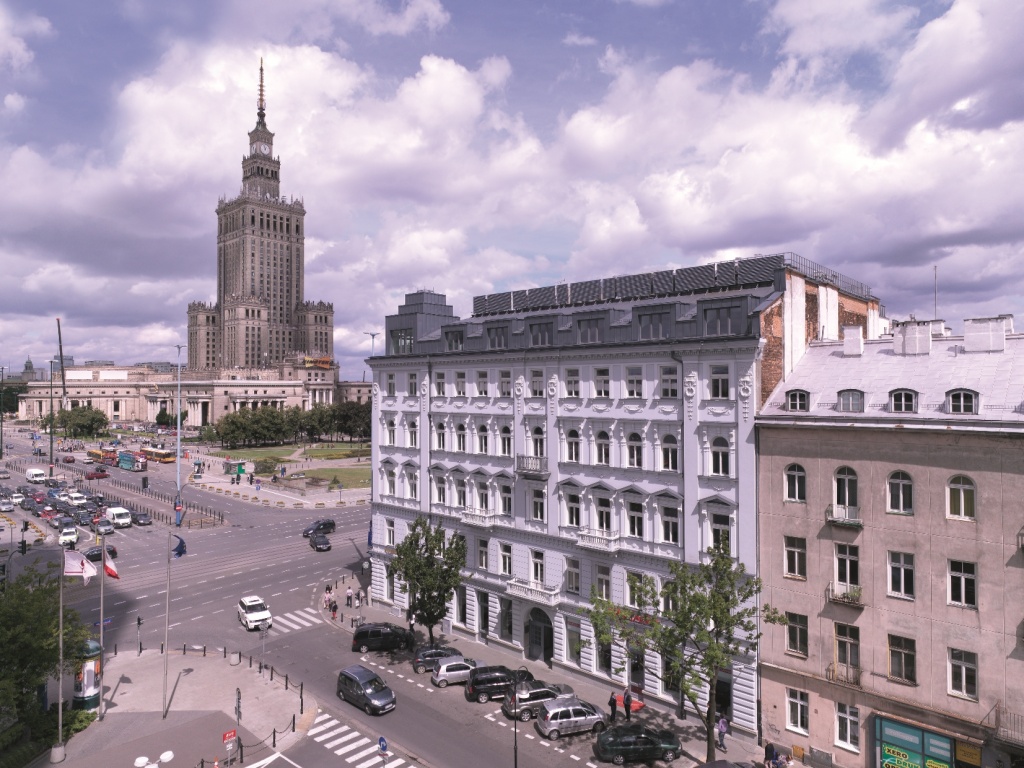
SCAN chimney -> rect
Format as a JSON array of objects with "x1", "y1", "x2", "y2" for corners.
[
  {"x1": 964, "y1": 316, "x2": 1011, "y2": 353},
  {"x1": 842, "y1": 325, "x2": 864, "y2": 357},
  {"x1": 893, "y1": 321, "x2": 933, "y2": 355}
]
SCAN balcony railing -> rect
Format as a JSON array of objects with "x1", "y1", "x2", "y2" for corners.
[
  {"x1": 576, "y1": 527, "x2": 622, "y2": 552},
  {"x1": 460, "y1": 508, "x2": 512, "y2": 528},
  {"x1": 826, "y1": 582, "x2": 864, "y2": 607},
  {"x1": 825, "y1": 504, "x2": 863, "y2": 527},
  {"x1": 515, "y1": 454, "x2": 549, "y2": 479},
  {"x1": 826, "y1": 662, "x2": 862, "y2": 687},
  {"x1": 984, "y1": 703, "x2": 1024, "y2": 748},
  {"x1": 505, "y1": 578, "x2": 560, "y2": 606}
]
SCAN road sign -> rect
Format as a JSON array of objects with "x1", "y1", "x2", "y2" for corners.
[
  {"x1": 223, "y1": 729, "x2": 236, "y2": 744},
  {"x1": 379, "y1": 736, "x2": 387, "y2": 752}
]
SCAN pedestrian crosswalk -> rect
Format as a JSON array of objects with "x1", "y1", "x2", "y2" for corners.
[
  {"x1": 267, "y1": 607, "x2": 324, "y2": 634},
  {"x1": 308, "y1": 713, "x2": 406, "y2": 767}
]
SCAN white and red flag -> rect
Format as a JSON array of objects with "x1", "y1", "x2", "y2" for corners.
[
  {"x1": 104, "y1": 550, "x2": 120, "y2": 580},
  {"x1": 64, "y1": 549, "x2": 98, "y2": 585}
]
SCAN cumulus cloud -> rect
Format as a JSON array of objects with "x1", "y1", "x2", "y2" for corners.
[
  {"x1": 0, "y1": 5, "x2": 52, "y2": 72},
  {"x1": 3, "y1": 91, "x2": 24, "y2": 112},
  {"x1": 563, "y1": 32, "x2": 597, "y2": 47}
]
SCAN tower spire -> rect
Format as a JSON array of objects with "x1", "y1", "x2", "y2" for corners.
[{"x1": 256, "y1": 58, "x2": 267, "y2": 129}]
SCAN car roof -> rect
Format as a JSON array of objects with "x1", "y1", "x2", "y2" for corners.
[
  {"x1": 341, "y1": 664, "x2": 381, "y2": 682},
  {"x1": 240, "y1": 595, "x2": 265, "y2": 604}
]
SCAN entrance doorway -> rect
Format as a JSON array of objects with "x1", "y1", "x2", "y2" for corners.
[
  {"x1": 715, "y1": 667, "x2": 733, "y2": 717},
  {"x1": 477, "y1": 591, "x2": 490, "y2": 637},
  {"x1": 526, "y1": 608, "x2": 553, "y2": 662}
]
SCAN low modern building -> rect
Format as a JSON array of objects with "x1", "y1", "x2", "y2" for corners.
[
  {"x1": 368, "y1": 252, "x2": 885, "y2": 732},
  {"x1": 338, "y1": 381, "x2": 372, "y2": 404},
  {"x1": 758, "y1": 317, "x2": 1024, "y2": 768}
]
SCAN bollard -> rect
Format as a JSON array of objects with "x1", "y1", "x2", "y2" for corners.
[
  {"x1": 270, "y1": 667, "x2": 274, "y2": 682},
  {"x1": 139, "y1": 642, "x2": 143, "y2": 656},
  {"x1": 203, "y1": 645, "x2": 207, "y2": 657},
  {"x1": 272, "y1": 729, "x2": 276, "y2": 749},
  {"x1": 223, "y1": 647, "x2": 227, "y2": 659},
  {"x1": 249, "y1": 655, "x2": 252, "y2": 668},
  {"x1": 114, "y1": 644, "x2": 118, "y2": 656},
  {"x1": 161, "y1": 642, "x2": 165, "y2": 654},
  {"x1": 291, "y1": 714, "x2": 295, "y2": 732},
  {"x1": 300, "y1": 683, "x2": 304, "y2": 715},
  {"x1": 182, "y1": 644, "x2": 186, "y2": 655},
  {"x1": 285, "y1": 674, "x2": 289, "y2": 691}
]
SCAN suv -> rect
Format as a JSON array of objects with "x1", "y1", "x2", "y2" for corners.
[
  {"x1": 130, "y1": 510, "x2": 152, "y2": 526},
  {"x1": 464, "y1": 666, "x2": 535, "y2": 704},
  {"x1": 302, "y1": 519, "x2": 336, "y2": 537},
  {"x1": 336, "y1": 664, "x2": 396, "y2": 715},
  {"x1": 592, "y1": 724, "x2": 681, "y2": 763},
  {"x1": 352, "y1": 622, "x2": 413, "y2": 653},
  {"x1": 502, "y1": 680, "x2": 575, "y2": 721},
  {"x1": 430, "y1": 657, "x2": 477, "y2": 688},
  {"x1": 535, "y1": 698, "x2": 609, "y2": 741},
  {"x1": 411, "y1": 644, "x2": 461, "y2": 674},
  {"x1": 58, "y1": 525, "x2": 79, "y2": 547},
  {"x1": 237, "y1": 596, "x2": 273, "y2": 630}
]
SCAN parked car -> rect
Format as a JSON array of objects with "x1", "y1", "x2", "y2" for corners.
[
  {"x1": 336, "y1": 664, "x2": 396, "y2": 715},
  {"x1": 430, "y1": 657, "x2": 478, "y2": 688},
  {"x1": 411, "y1": 644, "x2": 461, "y2": 674},
  {"x1": 302, "y1": 519, "x2": 335, "y2": 537},
  {"x1": 351, "y1": 622, "x2": 413, "y2": 653},
  {"x1": 592, "y1": 724, "x2": 681, "y2": 764},
  {"x1": 130, "y1": 510, "x2": 152, "y2": 526},
  {"x1": 237, "y1": 595, "x2": 273, "y2": 630},
  {"x1": 91, "y1": 518, "x2": 115, "y2": 535},
  {"x1": 309, "y1": 533, "x2": 331, "y2": 551},
  {"x1": 464, "y1": 666, "x2": 535, "y2": 704},
  {"x1": 85, "y1": 469, "x2": 109, "y2": 480},
  {"x1": 502, "y1": 680, "x2": 576, "y2": 721},
  {"x1": 83, "y1": 544, "x2": 117, "y2": 563},
  {"x1": 535, "y1": 697, "x2": 610, "y2": 741}
]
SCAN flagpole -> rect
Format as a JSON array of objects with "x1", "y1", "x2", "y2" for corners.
[
  {"x1": 98, "y1": 532, "x2": 105, "y2": 720},
  {"x1": 162, "y1": 530, "x2": 170, "y2": 718},
  {"x1": 53, "y1": 550, "x2": 65, "y2": 761}
]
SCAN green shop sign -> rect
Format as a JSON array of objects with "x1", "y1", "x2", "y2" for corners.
[{"x1": 877, "y1": 718, "x2": 951, "y2": 768}]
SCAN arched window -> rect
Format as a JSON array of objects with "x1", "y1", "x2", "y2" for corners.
[
  {"x1": 661, "y1": 435, "x2": 678, "y2": 471},
  {"x1": 948, "y1": 390, "x2": 977, "y2": 414},
  {"x1": 835, "y1": 466, "x2": 858, "y2": 509},
  {"x1": 785, "y1": 464, "x2": 806, "y2": 502},
  {"x1": 711, "y1": 437, "x2": 730, "y2": 476},
  {"x1": 595, "y1": 431, "x2": 610, "y2": 465},
  {"x1": 532, "y1": 426, "x2": 545, "y2": 457},
  {"x1": 838, "y1": 390, "x2": 864, "y2": 413},
  {"x1": 566, "y1": 429, "x2": 580, "y2": 463},
  {"x1": 456, "y1": 423, "x2": 467, "y2": 452},
  {"x1": 888, "y1": 471, "x2": 913, "y2": 514},
  {"x1": 435, "y1": 422, "x2": 446, "y2": 451},
  {"x1": 386, "y1": 419, "x2": 395, "y2": 446},
  {"x1": 477, "y1": 425, "x2": 489, "y2": 454},
  {"x1": 948, "y1": 475, "x2": 976, "y2": 519},
  {"x1": 408, "y1": 419, "x2": 418, "y2": 448},
  {"x1": 787, "y1": 390, "x2": 809, "y2": 412},
  {"x1": 891, "y1": 390, "x2": 917, "y2": 413},
  {"x1": 500, "y1": 426, "x2": 512, "y2": 456},
  {"x1": 627, "y1": 433, "x2": 643, "y2": 468}
]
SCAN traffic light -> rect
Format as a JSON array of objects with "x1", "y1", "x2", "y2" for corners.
[
  {"x1": 22, "y1": 520, "x2": 29, "y2": 532},
  {"x1": 18, "y1": 540, "x2": 27, "y2": 555},
  {"x1": 137, "y1": 616, "x2": 143, "y2": 628}
]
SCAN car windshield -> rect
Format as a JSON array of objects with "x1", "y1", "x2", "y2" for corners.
[
  {"x1": 244, "y1": 602, "x2": 268, "y2": 613},
  {"x1": 363, "y1": 678, "x2": 387, "y2": 694}
]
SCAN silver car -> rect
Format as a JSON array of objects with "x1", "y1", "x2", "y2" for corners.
[
  {"x1": 535, "y1": 697, "x2": 609, "y2": 740},
  {"x1": 430, "y1": 657, "x2": 478, "y2": 688}
]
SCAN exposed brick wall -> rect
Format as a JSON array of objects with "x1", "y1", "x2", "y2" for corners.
[
  {"x1": 760, "y1": 300, "x2": 784, "y2": 407},
  {"x1": 805, "y1": 286, "x2": 819, "y2": 344},
  {"x1": 838, "y1": 297, "x2": 868, "y2": 338}
]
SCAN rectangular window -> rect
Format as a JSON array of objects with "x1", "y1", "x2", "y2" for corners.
[
  {"x1": 455, "y1": 479, "x2": 466, "y2": 508},
  {"x1": 454, "y1": 371, "x2": 466, "y2": 397},
  {"x1": 596, "y1": 498, "x2": 612, "y2": 532},
  {"x1": 785, "y1": 536, "x2": 807, "y2": 579},
  {"x1": 530, "y1": 370, "x2": 544, "y2": 397},
  {"x1": 661, "y1": 506, "x2": 679, "y2": 544},
  {"x1": 705, "y1": 305, "x2": 743, "y2": 336},
  {"x1": 476, "y1": 370, "x2": 488, "y2": 397},
  {"x1": 499, "y1": 370, "x2": 512, "y2": 397},
  {"x1": 835, "y1": 623, "x2": 860, "y2": 670},
  {"x1": 477, "y1": 482, "x2": 489, "y2": 510},
  {"x1": 408, "y1": 471, "x2": 418, "y2": 500},
  {"x1": 565, "y1": 369, "x2": 580, "y2": 398},
  {"x1": 949, "y1": 648, "x2": 978, "y2": 699},
  {"x1": 596, "y1": 565, "x2": 611, "y2": 600},
  {"x1": 949, "y1": 560, "x2": 977, "y2": 607},
  {"x1": 478, "y1": 539, "x2": 489, "y2": 570},
  {"x1": 408, "y1": 372, "x2": 418, "y2": 395},
  {"x1": 889, "y1": 552, "x2": 915, "y2": 599},
  {"x1": 501, "y1": 485, "x2": 512, "y2": 515},
  {"x1": 837, "y1": 544, "x2": 859, "y2": 587},
  {"x1": 566, "y1": 494, "x2": 581, "y2": 527},
  {"x1": 531, "y1": 551, "x2": 544, "y2": 585},
  {"x1": 386, "y1": 373, "x2": 395, "y2": 397},
  {"x1": 889, "y1": 634, "x2": 917, "y2": 683},
  {"x1": 529, "y1": 322, "x2": 553, "y2": 347},
  {"x1": 500, "y1": 429, "x2": 512, "y2": 456},
  {"x1": 434, "y1": 371, "x2": 445, "y2": 396},
  {"x1": 445, "y1": 330, "x2": 464, "y2": 351},
  {"x1": 434, "y1": 477, "x2": 446, "y2": 505},
  {"x1": 787, "y1": 688, "x2": 809, "y2": 733},
  {"x1": 531, "y1": 489, "x2": 546, "y2": 522},
  {"x1": 627, "y1": 502, "x2": 643, "y2": 538},
  {"x1": 711, "y1": 513, "x2": 731, "y2": 553},
  {"x1": 385, "y1": 518, "x2": 395, "y2": 546},
  {"x1": 487, "y1": 326, "x2": 507, "y2": 350},
  {"x1": 500, "y1": 544, "x2": 512, "y2": 576},
  {"x1": 837, "y1": 703, "x2": 860, "y2": 751},
  {"x1": 626, "y1": 366, "x2": 643, "y2": 398},
  {"x1": 594, "y1": 368, "x2": 610, "y2": 398},
  {"x1": 391, "y1": 328, "x2": 414, "y2": 355},
  {"x1": 786, "y1": 612, "x2": 808, "y2": 656},
  {"x1": 638, "y1": 311, "x2": 667, "y2": 340},
  {"x1": 566, "y1": 558, "x2": 580, "y2": 595},
  {"x1": 660, "y1": 365, "x2": 678, "y2": 398},
  {"x1": 578, "y1": 317, "x2": 602, "y2": 344},
  {"x1": 710, "y1": 365, "x2": 730, "y2": 399},
  {"x1": 626, "y1": 571, "x2": 643, "y2": 607}
]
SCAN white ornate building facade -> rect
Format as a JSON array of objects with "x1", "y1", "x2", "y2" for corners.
[{"x1": 368, "y1": 253, "x2": 885, "y2": 731}]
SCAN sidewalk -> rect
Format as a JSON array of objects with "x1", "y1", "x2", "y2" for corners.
[
  {"x1": 316, "y1": 574, "x2": 766, "y2": 768},
  {"x1": 34, "y1": 648, "x2": 317, "y2": 768}
]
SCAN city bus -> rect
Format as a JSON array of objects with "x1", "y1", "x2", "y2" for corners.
[
  {"x1": 118, "y1": 451, "x2": 148, "y2": 472},
  {"x1": 141, "y1": 447, "x2": 176, "y2": 463},
  {"x1": 87, "y1": 449, "x2": 105, "y2": 464}
]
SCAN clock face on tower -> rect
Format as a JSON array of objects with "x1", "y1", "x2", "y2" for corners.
[{"x1": 260, "y1": 143, "x2": 271, "y2": 155}]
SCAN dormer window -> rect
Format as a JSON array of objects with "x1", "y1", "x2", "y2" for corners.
[
  {"x1": 836, "y1": 390, "x2": 863, "y2": 413},
  {"x1": 890, "y1": 390, "x2": 917, "y2": 413},
  {"x1": 787, "y1": 390, "x2": 809, "y2": 412},
  {"x1": 948, "y1": 390, "x2": 977, "y2": 414}
]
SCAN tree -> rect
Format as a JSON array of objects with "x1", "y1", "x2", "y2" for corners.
[
  {"x1": 588, "y1": 546, "x2": 784, "y2": 763},
  {"x1": 0, "y1": 566, "x2": 91, "y2": 736},
  {"x1": 59, "y1": 406, "x2": 109, "y2": 438},
  {"x1": 387, "y1": 517, "x2": 467, "y2": 644}
]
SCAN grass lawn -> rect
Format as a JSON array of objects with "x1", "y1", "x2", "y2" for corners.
[
  {"x1": 255, "y1": 466, "x2": 371, "y2": 487},
  {"x1": 208, "y1": 446, "x2": 299, "y2": 461},
  {"x1": 303, "y1": 444, "x2": 370, "y2": 459}
]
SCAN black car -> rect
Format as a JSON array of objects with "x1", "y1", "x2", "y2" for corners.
[
  {"x1": 130, "y1": 510, "x2": 152, "y2": 526},
  {"x1": 73, "y1": 509, "x2": 94, "y2": 525},
  {"x1": 309, "y1": 533, "x2": 331, "y2": 551},
  {"x1": 592, "y1": 724, "x2": 682, "y2": 765},
  {"x1": 83, "y1": 544, "x2": 118, "y2": 563},
  {"x1": 351, "y1": 622, "x2": 414, "y2": 653},
  {"x1": 411, "y1": 644, "x2": 461, "y2": 674},
  {"x1": 465, "y1": 666, "x2": 535, "y2": 704},
  {"x1": 302, "y1": 519, "x2": 336, "y2": 537}
]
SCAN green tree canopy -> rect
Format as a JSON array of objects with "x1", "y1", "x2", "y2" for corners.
[
  {"x1": 387, "y1": 517, "x2": 467, "y2": 644},
  {"x1": 588, "y1": 546, "x2": 784, "y2": 763},
  {"x1": 57, "y1": 406, "x2": 109, "y2": 438}
]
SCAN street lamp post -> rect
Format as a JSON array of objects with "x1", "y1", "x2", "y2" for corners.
[
  {"x1": 0, "y1": 365, "x2": 7, "y2": 461},
  {"x1": 364, "y1": 331, "x2": 379, "y2": 357},
  {"x1": 48, "y1": 361, "x2": 55, "y2": 477},
  {"x1": 512, "y1": 664, "x2": 530, "y2": 768},
  {"x1": 174, "y1": 345, "x2": 184, "y2": 526}
]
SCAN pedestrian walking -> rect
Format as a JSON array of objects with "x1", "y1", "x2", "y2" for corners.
[
  {"x1": 623, "y1": 687, "x2": 632, "y2": 721},
  {"x1": 354, "y1": 592, "x2": 361, "y2": 610},
  {"x1": 323, "y1": 588, "x2": 331, "y2": 609},
  {"x1": 330, "y1": 599, "x2": 338, "y2": 620},
  {"x1": 346, "y1": 586, "x2": 353, "y2": 607},
  {"x1": 608, "y1": 690, "x2": 618, "y2": 722},
  {"x1": 717, "y1": 713, "x2": 729, "y2": 752}
]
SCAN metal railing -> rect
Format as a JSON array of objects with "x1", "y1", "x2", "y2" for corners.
[
  {"x1": 824, "y1": 504, "x2": 862, "y2": 527},
  {"x1": 825, "y1": 662, "x2": 862, "y2": 687},
  {"x1": 826, "y1": 581, "x2": 864, "y2": 606}
]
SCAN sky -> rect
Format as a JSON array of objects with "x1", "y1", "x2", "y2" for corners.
[{"x1": 1, "y1": 0, "x2": 1022, "y2": 380}]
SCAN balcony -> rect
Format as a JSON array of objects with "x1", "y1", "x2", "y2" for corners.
[
  {"x1": 826, "y1": 582, "x2": 864, "y2": 607},
  {"x1": 369, "y1": 543, "x2": 397, "y2": 558},
  {"x1": 576, "y1": 527, "x2": 622, "y2": 552},
  {"x1": 505, "y1": 578, "x2": 560, "y2": 607},
  {"x1": 826, "y1": 662, "x2": 862, "y2": 687},
  {"x1": 516, "y1": 454, "x2": 549, "y2": 480},
  {"x1": 825, "y1": 504, "x2": 863, "y2": 528},
  {"x1": 460, "y1": 508, "x2": 512, "y2": 528},
  {"x1": 984, "y1": 703, "x2": 1024, "y2": 749}
]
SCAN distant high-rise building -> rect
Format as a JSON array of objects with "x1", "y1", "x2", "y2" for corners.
[{"x1": 187, "y1": 61, "x2": 334, "y2": 371}]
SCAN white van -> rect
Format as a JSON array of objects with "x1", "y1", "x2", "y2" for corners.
[
  {"x1": 105, "y1": 506, "x2": 133, "y2": 528},
  {"x1": 68, "y1": 492, "x2": 88, "y2": 507},
  {"x1": 26, "y1": 468, "x2": 46, "y2": 484}
]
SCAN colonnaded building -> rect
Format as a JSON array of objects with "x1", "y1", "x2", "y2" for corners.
[
  {"x1": 367, "y1": 252, "x2": 886, "y2": 732},
  {"x1": 17, "y1": 63, "x2": 336, "y2": 425}
]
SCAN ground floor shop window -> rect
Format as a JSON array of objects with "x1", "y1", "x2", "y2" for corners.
[{"x1": 565, "y1": 620, "x2": 582, "y2": 666}]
